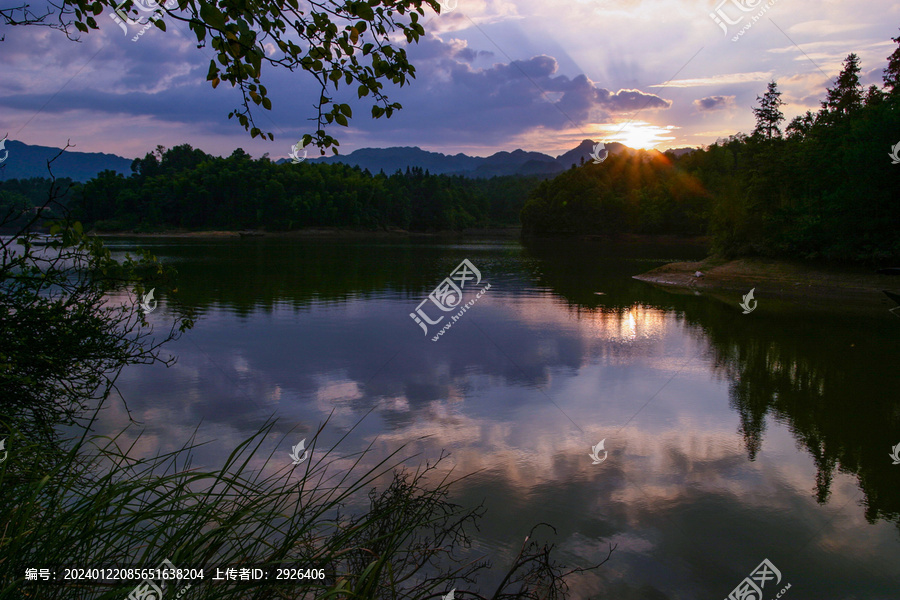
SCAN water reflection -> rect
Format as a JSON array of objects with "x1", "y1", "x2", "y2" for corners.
[{"x1": 95, "y1": 236, "x2": 900, "y2": 599}]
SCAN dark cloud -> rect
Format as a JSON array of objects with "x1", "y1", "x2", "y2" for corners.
[
  {"x1": 0, "y1": 23, "x2": 672, "y2": 153},
  {"x1": 361, "y1": 36, "x2": 673, "y2": 145},
  {"x1": 693, "y1": 95, "x2": 735, "y2": 111}
]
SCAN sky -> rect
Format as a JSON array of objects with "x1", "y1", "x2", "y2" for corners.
[{"x1": 1, "y1": 0, "x2": 898, "y2": 161}]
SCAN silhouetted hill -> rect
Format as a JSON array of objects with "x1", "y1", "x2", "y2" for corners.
[
  {"x1": 290, "y1": 140, "x2": 646, "y2": 177},
  {"x1": 0, "y1": 139, "x2": 691, "y2": 183},
  {"x1": 665, "y1": 147, "x2": 699, "y2": 158},
  {"x1": 0, "y1": 140, "x2": 133, "y2": 182}
]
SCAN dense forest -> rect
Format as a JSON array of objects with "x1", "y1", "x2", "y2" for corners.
[
  {"x1": 78, "y1": 153, "x2": 539, "y2": 232},
  {"x1": 0, "y1": 177, "x2": 72, "y2": 227},
  {"x1": 1, "y1": 156, "x2": 539, "y2": 233},
  {"x1": 523, "y1": 34, "x2": 900, "y2": 262}
]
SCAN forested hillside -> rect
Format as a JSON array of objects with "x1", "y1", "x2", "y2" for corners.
[
  {"x1": 72, "y1": 147, "x2": 539, "y2": 232},
  {"x1": 522, "y1": 34, "x2": 900, "y2": 262}
]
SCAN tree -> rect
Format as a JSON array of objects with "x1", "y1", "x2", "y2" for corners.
[
  {"x1": 785, "y1": 111, "x2": 814, "y2": 140},
  {"x1": 883, "y1": 29, "x2": 900, "y2": 94},
  {"x1": 1, "y1": 151, "x2": 193, "y2": 441},
  {"x1": 822, "y1": 53, "x2": 864, "y2": 118},
  {"x1": 752, "y1": 81, "x2": 785, "y2": 139},
  {"x1": 1, "y1": 0, "x2": 449, "y2": 151}
]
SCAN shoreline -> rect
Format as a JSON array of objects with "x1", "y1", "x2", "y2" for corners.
[
  {"x1": 633, "y1": 257, "x2": 900, "y2": 315},
  {"x1": 92, "y1": 227, "x2": 523, "y2": 239}
]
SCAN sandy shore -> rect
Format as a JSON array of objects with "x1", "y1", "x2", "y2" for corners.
[{"x1": 633, "y1": 257, "x2": 900, "y2": 315}]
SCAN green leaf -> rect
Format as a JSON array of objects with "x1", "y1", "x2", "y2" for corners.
[
  {"x1": 355, "y1": 2, "x2": 375, "y2": 21},
  {"x1": 199, "y1": 1, "x2": 227, "y2": 31}
]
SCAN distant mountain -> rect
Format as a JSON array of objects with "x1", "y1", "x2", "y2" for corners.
[
  {"x1": 0, "y1": 139, "x2": 133, "y2": 182},
  {"x1": 664, "y1": 147, "x2": 698, "y2": 158},
  {"x1": 0, "y1": 139, "x2": 699, "y2": 183},
  {"x1": 291, "y1": 140, "x2": 666, "y2": 178}
]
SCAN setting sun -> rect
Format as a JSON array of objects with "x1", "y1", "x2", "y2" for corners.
[{"x1": 604, "y1": 122, "x2": 676, "y2": 150}]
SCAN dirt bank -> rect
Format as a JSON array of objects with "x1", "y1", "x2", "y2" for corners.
[{"x1": 633, "y1": 257, "x2": 900, "y2": 315}]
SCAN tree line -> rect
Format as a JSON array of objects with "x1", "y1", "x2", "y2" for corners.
[
  {"x1": 65, "y1": 148, "x2": 537, "y2": 232},
  {"x1": 522, "y1": 32, "x2": 900, "y2": 262}
]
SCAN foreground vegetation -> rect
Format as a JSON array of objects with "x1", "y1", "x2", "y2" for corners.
[{"x1": 522, "y1": 33, "x2": 900, "y2": 263}]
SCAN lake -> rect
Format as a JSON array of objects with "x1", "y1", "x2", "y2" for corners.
[{"x1": 94, "y1": 235, "x2": 900, "y2": 599}]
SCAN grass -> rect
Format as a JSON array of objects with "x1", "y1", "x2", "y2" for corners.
[{"x1": 0, "y1": 411, "x2": 610, "y2": 600}]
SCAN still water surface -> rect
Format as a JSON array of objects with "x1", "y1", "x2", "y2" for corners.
[{"x1": 95, "y1": 236, "x2": 900, "y2": 599}]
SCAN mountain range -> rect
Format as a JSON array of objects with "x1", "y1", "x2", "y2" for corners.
[
  {"x1": 294, "y1": 140, "x2": 696, "y2": 177},
  {"x1": 0, "y1": 138, "x2": 696, "y2": 182},
  {"x1": 0, "y1": 139, "x2": 134, "y2": 182}
]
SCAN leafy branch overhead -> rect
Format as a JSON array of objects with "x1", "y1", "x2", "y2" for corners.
[{"x1": 3, "y1": 0, "x2": 448, "y2": 151}]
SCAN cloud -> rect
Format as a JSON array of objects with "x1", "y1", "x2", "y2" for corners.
[
  {"x1": 651, "y1": 72, "x2": 774, "y2": 88},
  {"x1": 693, "y1": 95, "x2": 736, "y2": 112},
  {"x1": 362, "y1": 36, "x2": 672, "y2": 145}
]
